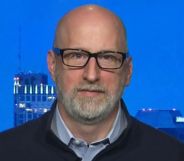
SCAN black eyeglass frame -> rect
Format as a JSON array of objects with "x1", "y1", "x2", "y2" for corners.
[{"x1": 52, "y1": 48, "x2": 129, "y2": 69}]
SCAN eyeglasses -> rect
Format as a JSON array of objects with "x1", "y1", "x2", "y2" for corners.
[{"x1": 53, "y1": 48, "x2": 129, "y2": 69}]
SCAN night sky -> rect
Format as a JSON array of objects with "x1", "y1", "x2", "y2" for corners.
[{"x1": 0, "y1": 0, "x2": 184, "y2": 131}]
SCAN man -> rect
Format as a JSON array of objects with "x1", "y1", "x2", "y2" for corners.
[{"x1": 0, "y1": 4, "x2": 183, "y2": 161}]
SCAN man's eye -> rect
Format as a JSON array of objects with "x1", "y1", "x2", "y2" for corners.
[
  {"x1": 64, "y1": 52, "x2": 85, "y2": 59},
  {"x1": 100, "y1": 54, "x2": 118, "y2": 61},
  {"x1": 72, "y1": 53, "x2": 83, "y2": 58}
]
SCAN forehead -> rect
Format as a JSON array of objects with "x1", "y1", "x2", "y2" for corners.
[{"x1": 55, "y1": 6, "x2": 127, "y2": 51}]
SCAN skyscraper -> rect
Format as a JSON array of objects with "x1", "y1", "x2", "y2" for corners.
[
  {"x1": 135, "y1": 108, "x2": 184, "y2": 142},
  {"x1": 13, "y1": 72, "x2": 56, "y2": 127}
]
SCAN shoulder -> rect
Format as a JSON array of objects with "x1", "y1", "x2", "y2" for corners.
[
  {"x1": 0, "y1": 100, "x2": 58, "y2": 141},
  {"x1": 130, "y1": 117, "x2": 184, "y2": 152},
  {"x1": 114, "y1": 116, "x2": 184, "y2": 161},
  {"x1": 0, "y1": 109, "x2": 67, "y2": 161},
  {"x1": 0, "y1": 111, "x2": 51, "y2": 145}
]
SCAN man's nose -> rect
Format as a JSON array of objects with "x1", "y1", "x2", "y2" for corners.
[{"x1": 83, "y1": 57, "x2": 100, "y2": 83}]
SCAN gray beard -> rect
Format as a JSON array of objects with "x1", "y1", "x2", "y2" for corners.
[{"x1": 57, "y1": 84, "x2": 123, "y2": 125}]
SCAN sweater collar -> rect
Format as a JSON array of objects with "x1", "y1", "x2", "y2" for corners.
[{"x1": 43, "y1": 99, "x2": 133, "y2": 151}]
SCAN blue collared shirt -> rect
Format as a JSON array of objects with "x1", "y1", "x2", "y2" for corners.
[{"x1": 51, "y1": 103, "x2": 127, "y2": 161}]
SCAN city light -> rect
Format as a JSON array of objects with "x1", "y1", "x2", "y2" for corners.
[
  {"x1": 19, "y1": 103, "x2": 26, "y2": 108},
  {"x1": 176, "y1": 117, "x2": 184, "y2": 123},
  {"x1": 25, "y1": 108, "x2": 33, "y2": 112}
]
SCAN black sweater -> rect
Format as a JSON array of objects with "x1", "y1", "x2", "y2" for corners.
[{"x1": 0, "y1": 100, "x2": 184, "y2": 161}]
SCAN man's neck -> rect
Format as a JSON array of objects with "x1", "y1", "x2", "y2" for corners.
[{"x1": 58, "y1": 104, "x2": 118, "y2": 144}]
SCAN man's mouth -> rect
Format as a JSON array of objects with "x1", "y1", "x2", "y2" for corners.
[{"x1": 77, "y1": 89, "x2": 105, "y2": 97}]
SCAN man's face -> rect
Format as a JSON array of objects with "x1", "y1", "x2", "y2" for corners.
[{"x1": 48, "y1": 14, "x2": 132, "y2": 125}]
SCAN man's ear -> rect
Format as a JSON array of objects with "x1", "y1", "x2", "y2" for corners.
[
  {"x1": 47, "y1": 50, "x2": 56, "y2": 81},
  {"x1": 125, "y1": 57, "x2": 133, "y2": 86}
]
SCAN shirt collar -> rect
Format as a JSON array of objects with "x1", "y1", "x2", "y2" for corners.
[
  {"x1": 54, "y1": 106, "x2": 74, "y2": 145},
  {"x1": 107, "y1": 102, "x2": 127, "y2": 143},
  {"x1": 52, "y1": 102, "x2": 127, "y2": 145}
]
